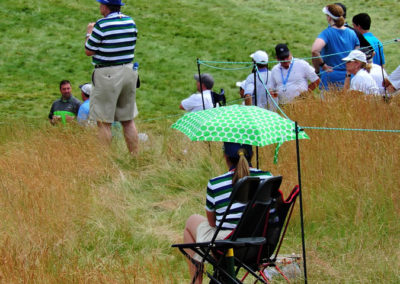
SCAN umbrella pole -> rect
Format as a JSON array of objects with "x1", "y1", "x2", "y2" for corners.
[
  {"x1": 256, "y1": 146, "x2": 259, "y2": 169},
  {"x1": 197, "y1": 58, "x2": 206, "y2": 110},
  {"x1": 295, "y1": 121, "x2": 308, "y2": 283}
]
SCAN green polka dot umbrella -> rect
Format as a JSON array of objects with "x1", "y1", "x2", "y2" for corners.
[{"x1": 171, "y1": 105, "x2": 309, "y2": 147}]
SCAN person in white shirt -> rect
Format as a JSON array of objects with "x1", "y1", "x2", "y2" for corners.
[
  {"x1": 369, "y1": 63, "x2": 388, "y2": 96},
  {"x1": 383, "y1": 65, "x2": 400, "y2": 94},
  {"x1": 343, "y1": 50, "x2": 379, "y2": 95},
  {"x1": 244, "y1": 50, "x2": 277, "y2": 111},
  {"x1": 180, "y1": 74, "x2": 214, "y2": 112},
  {"x1": 270, "y1": 44, "x2": 320, "y2": 104}
]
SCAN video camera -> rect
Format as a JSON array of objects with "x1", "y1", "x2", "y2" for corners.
[{"x1": 211, "y1": 88, "x2": 226, "y2": 108}]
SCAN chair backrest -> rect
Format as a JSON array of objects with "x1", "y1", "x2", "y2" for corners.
[
  {"x1": 208, "y1": 176, "x2": 261, "y2": 245},
  {"x1": 261, "y1": 185, "x2": 300, "y2": 262},
  {"x1": 230, "y1": 176, "x2": 283, "y2": 264}
]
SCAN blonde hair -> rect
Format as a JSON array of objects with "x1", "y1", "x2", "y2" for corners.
[
  {"x1": 232, "y1": 149, "x2": 251, "y2": 185},
  {"x1": 364, "y1": 62, "x2": 372, "y2": 73},
  {"x1": 326, "y1": 4, "x2": 345, "y2": 27}
]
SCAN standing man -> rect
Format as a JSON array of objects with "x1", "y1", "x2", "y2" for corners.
[
  {"x1": 270, "y1": 44, "x2": 320, "y2": 104},
  {"x1": 179, "y1": 74, "x2": 214, "y2": 112},
  {"x1": 49, "y1": 80, "x2": 81, "y2": 125},
  {"x1": 85, "y1": 0, "x2": 139, "y2": 155},
  {"x1": 244, "y1": 50, "x2": 276, "y2": 110},
  {"x1": 352, "y1": 13, "x2": 385, "y2": 66}
]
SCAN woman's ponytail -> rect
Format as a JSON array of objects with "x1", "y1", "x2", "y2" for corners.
[{"x1": 232, "y1": 148, "x2": 251, "y2": 185}]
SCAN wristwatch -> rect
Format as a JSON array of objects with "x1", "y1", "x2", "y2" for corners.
[
  {"x1": 346, "y1": 74, "x2": 351, "y2": 78},
  {"x1": 319, "y1": 62, "x2": 325, "y2": 67}
]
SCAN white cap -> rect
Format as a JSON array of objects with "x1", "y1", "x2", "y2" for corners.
[
  {"x1": 79, "y1": 83, "x2": 92, "y2": 96},
  {"x1": 236, "y1": 80, "x2": 246, "y2": 89},
  {"x1": 342, "y1": 50, "x2": 367, "y2": 63},
  {"x1": 250, "y1": 50, "x2": 269, "y2": 64}
]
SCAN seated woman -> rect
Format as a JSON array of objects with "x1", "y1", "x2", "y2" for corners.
[
  {"x1": 342, "y1": 50, "x2": 379, "y2": 95},
  {"x1": 183, "y1": 142, "x2": 273, "y2": 283}
]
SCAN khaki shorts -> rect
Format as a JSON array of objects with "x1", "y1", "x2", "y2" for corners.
[
  {"x1": 90, "y1": 64, "x2": 138, "y2": 123},
  {"x1": 193, "y1": 221, "x2": 232, "y2": 262}
]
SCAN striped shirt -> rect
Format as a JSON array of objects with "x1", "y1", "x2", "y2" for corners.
[
  {"x1": 206, "y1": 168, "x2": 273, "y2": 230},
  {"x1": 85, "y1": 12, "x2": 137, "y2": 66}
]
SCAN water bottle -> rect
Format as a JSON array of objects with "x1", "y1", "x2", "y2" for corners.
[{"x1": 133, "y1": 62, "x2": 139, "y2": 70}]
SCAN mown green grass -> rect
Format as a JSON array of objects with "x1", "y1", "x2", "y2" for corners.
[
  {"x1": 0, "y1": 0, "x2": 399, "y2": 121},
  {"x1": 0, "y1": 0, "x2": 400, "y2": 282}
]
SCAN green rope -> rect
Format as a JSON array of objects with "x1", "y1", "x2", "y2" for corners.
[
  {"x1": 197, "y1": 37, "x2": 399, "y2": 67},
  {"x1": 301, "y1": 126, "x2": 400, "y2": 133},
  {"x1": 199, "y1": 62, "x2": 253, "y2": 71}
]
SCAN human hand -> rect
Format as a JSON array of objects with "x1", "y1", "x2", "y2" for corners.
[
  {"x1": 322, "y1": 64, "x2": 333, "y2": 73},
  {"x1": 65, "y1": 115, "x2": 74, "y2": 122},
  {"x1": 269, "y1": 90, "x2": 278, "y2": 98},
  {"x1": 52, "y1": 115, "x2": 61, "y2": 125},
  {"x1": 87, "y1": 22, "x2": 95, "y2": 34}
]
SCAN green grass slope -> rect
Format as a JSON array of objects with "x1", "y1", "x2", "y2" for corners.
[
  {"x1": 0, "y1": 0, "x2": 399, "y2": 283},
  {"x1": 0, "y1": 0, "x2": 399, "y2": 121}
]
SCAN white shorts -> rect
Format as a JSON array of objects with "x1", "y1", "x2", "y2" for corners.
[{"x1": 193, "y1": 221, "x2": 232, "y2": 262}]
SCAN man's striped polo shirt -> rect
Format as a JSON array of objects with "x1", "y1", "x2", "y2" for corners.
[
  {"x1": 85, "y1": 12, "x2": 137, "y2": 66},
  {"x1": 206, "y1": 169, "x2": 273, "y2": 230}
]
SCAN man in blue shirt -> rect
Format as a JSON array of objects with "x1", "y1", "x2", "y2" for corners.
[{"x1": 352, "y1": 13, "x2": 385, "y2": 66}]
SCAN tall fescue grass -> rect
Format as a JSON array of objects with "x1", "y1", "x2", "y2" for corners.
[
  {"x1": 1, "y1": 0, "x2": 400, "y2": 282},
  {"x1": 0, "y1": 93, "x2": 399, "y2": 282}
]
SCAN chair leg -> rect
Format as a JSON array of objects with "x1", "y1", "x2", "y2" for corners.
[{"x1": 275, "y1": 265, "x2": 290, "y2": 283}]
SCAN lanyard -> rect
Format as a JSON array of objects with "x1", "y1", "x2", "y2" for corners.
[{"x1": 280, "y1": 59, "x2": 294, "y2": 89}]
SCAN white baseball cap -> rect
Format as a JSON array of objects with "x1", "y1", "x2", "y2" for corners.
[
  {"x1": 79, "y1": 83, "x2": 92, "y2": 96},
  {"x1": 250, "y1": 50, "x2": 269, "y2": 64},
  {"x1": 342, "y1": 50, "x2": 367, "y2": 63}
]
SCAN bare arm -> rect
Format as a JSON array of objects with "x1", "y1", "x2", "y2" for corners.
[
  {"x1": 311, "y1": 38, "x2": 329, "y2": 74},
  {"x1": 85, "y1": 23, "x2": 96, "y2": 56},
  {"x1": 244, "y1": 94, "x2": 252, "y2": 106},
  {"x1": 308, "y1": 78, "x2": 320, "y2": 91},
  {"x1": 206, "y1": 210, "x2": 216, "y2": 228},
  {"x1": 343, "y1": 74, "x2": 351, "y2": 91}
]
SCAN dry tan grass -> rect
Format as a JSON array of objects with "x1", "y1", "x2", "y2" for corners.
[
  {"x1": 0, "y1": 125, "x2": 117, "y2": 282},
  {"x1": 0, "y1": 91, "x2": 399, "y2": 282}
]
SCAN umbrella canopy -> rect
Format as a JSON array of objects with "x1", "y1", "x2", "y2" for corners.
[{"x1": 172, "y1": 104, "x2": 309, "y2": 146}]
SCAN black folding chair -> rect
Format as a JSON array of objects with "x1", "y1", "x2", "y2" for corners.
[
  {"x1": 172, "y1": 176, "x2": 283, "y2": 284},
  {"x1": 240, "y1": 185, "x2": 300, "y2": 283}
]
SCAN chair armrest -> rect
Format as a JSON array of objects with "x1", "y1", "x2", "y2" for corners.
[{"x1": 172, "y1": 237, "x2": 265, "y2": 250}]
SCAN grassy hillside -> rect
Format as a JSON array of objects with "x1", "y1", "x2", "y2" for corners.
[
  {"x1": 0, "y1": 0, "x2": 399, "y2": 121},
  {"x1": 0, "y1": 0, "x2": 399, "y2": 282}
]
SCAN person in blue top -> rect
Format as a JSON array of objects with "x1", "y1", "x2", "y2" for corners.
[
  {"x1": 77, "y1": 83, "x2": 92, "y2": 125},
  {"x1": 311, "y1": 4, "x2": 360, "y2": 90},
  {"x1": 352, "y1": 13, "x2": 385, "y2": 67}
]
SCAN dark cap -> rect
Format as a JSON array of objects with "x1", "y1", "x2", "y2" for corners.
[
  {"x1": 275, "y1": 43, "x2": 290, "y2": 60},
  {"x1": 194, "y1": 73, "x2": 214, "y2": 90},
  {"x1": 223, "y1": 142, "x2": 253, "y2": 160},
  {"x1": 96, "y1": 0, "x2": 125, "y2": 6}
]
